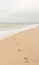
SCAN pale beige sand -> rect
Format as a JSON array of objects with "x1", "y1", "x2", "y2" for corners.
[{"x1": 0, "y1": 28, "x2": 39, "y2": 65}]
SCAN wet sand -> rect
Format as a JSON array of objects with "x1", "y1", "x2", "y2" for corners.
[{"x1": 0, "y1": 27, "x2": 39, "y2": 65}]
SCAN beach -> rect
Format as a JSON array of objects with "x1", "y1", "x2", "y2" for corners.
[{"x1": 0, "y1": 27, "x2": 39, "y2": 65}]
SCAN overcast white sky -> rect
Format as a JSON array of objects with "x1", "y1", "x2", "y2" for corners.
[{"x1": 0, "y1": 0, "x2": 39, "y2": 23}]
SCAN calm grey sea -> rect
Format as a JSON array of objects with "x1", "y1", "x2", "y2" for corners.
[
  {"x1": 0, "y1": 23, "x2": 38, "y2": 28},
  {"x1": 0, "y1": 23, "x2": 39, "y2": 31}
]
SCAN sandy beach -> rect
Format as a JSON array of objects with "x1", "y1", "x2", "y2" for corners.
[{"x1": 0, "y1": 27, "x2": 39, "y2": 65}]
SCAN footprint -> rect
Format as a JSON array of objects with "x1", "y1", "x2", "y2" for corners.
[
  {"x1": 24, "y1": 57, "x2": 28, "y2": 60},
  {"x1": 25, "y1": 60, "x2": 29, "y2": 63},
  {"x1": 24, "y1": 57, "x2": 29, "y2": 63},
  {"x1": 18, "y1": 49, "x2": 22, "y2": 52}
]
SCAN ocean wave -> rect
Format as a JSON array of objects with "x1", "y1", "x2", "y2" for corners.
[{"x1": 0, "y1": 24, "x2": 39, "y2": 40}]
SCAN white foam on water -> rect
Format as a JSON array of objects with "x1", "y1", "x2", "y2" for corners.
[{"x1": 0, "y1": 24, "x2": 39, "y2": 40}]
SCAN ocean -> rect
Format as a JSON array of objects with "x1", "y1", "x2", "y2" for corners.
[{"x1": 0, "y1": 23, "x2": 39, "y2": 40}]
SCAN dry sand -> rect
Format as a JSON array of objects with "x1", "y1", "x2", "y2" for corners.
[{"x1": 0, "y1": 27, "x2": 39, "y2": 65}]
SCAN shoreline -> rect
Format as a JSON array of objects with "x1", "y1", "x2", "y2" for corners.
[{"x1": 0, "y1": 24, "x2": 39, "y2": 40}]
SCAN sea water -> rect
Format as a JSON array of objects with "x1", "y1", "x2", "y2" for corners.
[{"x1": 0, "y1": 23, "x2": 39, "y2": 40}]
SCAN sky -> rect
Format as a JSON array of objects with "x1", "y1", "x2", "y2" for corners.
[{"x1": 0, "y1": 0, "x2": 39, "y2": 23}]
